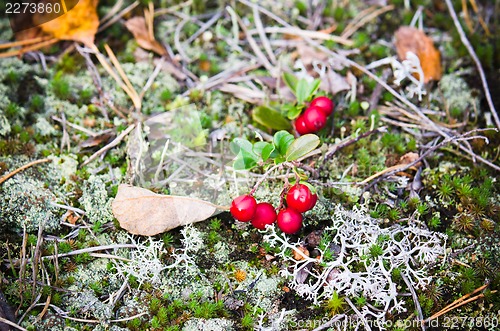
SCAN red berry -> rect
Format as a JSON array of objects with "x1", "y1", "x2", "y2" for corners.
[
  {"x1": 310, "y1": 96, "x2": 334, "y2": 116},
  {"x1": 303, "y1": 106, "x2": 327, "y2": 132},
  {"x1": 286, "y1": 184, "x2": 315, "y2": 213},
  {"x1": 277, "y1": 208, "x2": 303, "y2": 234},
  {"x1": 294, "y1": 115, "x2": 310, "y2": 135},
  {"x1": 251, "y1": 202, "x2": 277, "y2": 230},
  {"x1": 230, "y1": 195, "x2": 257, "y2": 222}
]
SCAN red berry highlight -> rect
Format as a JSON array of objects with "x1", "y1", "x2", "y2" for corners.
[
  {"x1": 286, "y1": 184, "x2": 315, "y2": 213},
  {"x1": 294, "y1": 115, "x2": 310, "y2": 135},
  {"x1": 230, "y1": 195, "x2": 257, "y2": 222},
  {"x1": 310, "y1": 96, "x2": 334, "y2": 116},
  {"x1": 277, "y1": 208, "x2": 303, "y2": 234},
  {"x1": 251, "y1": 202, "x2": 277, "y2": 230},
  {"x1": 303, "y1": 106, "x2": 327, "y2": 132}
]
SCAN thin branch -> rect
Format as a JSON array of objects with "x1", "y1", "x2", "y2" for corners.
[
  {"x1": 0, "y1": 158, "x2": 51, "y2": 185},
  {"x1": 0, "y1": 316, "x2": 27, "y2": 331},
  {"x1": 81, "y1": 124, "x2": 135, "y2": 167},
  {"x1": 444, "y1": 0, "x2": 500, "y2": 130},
  {"x1": 401, "y1": 273, "x2": 426, "y2": 331}
]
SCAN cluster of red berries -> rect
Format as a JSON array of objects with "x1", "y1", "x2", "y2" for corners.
[
  {"x1": 294, "y1": 96, "x2": 334, "y2": 135},
  {"x1": 230, "y1": 184, "x2": 317, "y2": 234}
]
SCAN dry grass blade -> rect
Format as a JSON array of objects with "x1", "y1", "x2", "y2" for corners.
[
  {"x1": 424, "y1": 283, "x2": 494, "y2": 324},
  {"x1": 103, "y1": 44, "x2": 141, "y2": 110},
  {"x1": 81, "y1": 124, "x2": 136, "y2": 167},
  {"x1": 0, "y1": 38, "x2": 58, "y2": 58},
  {"x1": 90, "y1": 44, "x2": 141, "y2": 110},
  {"x1": 341, "y1": 5, "x2": 395, "y2": 39},
  {"x1": 98, "y1": 1, "x2": 139, "y2": 33}
]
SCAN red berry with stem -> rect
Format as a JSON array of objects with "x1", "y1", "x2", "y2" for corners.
[
  {"x1": 277, "y1": 208, "x2": 303, "y2": 234},
  {"x1": 294, "y1": 115, "x2": 310, "y2": 135},
  {"x1": 251, "y1": 202, "x2": 277, "y2": 230},
  {"x1": 303, "y1": 106, "x2": 327, "y2": 132},
  {"x1": 230, "y1": 195, "x2": 257, "y2": 222},
  {"x1": 286, "y1": 184, "x2": 315, "y2": 213},
  {"x1": 310, "y1": 96, "x2": 334, "y2": 116}
]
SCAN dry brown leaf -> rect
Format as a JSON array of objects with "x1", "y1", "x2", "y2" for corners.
[
  {"x1": 112, "y1": 184, "x2": 219, "y2": 236},
  {"x1": 125, "y1": 17, "x2": 166, "y2": 56},
  {"x1": 394, "y1": 26, "x2": 442, "y2": 83},
  {"x1": 34, "y1": 0, "x2": 99, "y2": 46}
]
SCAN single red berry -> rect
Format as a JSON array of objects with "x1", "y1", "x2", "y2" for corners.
[
  {"x1": 303, "y1": 106, "x2": 327, "y2": 132},
  {"x1": 251, "y1": 202, "x2": 277, "y2": 230},
  {"x1": 294, "y1": 115, "x2": 310, "y2": 135},
  {"x1": 310, "y1": 96, "x2": 334, "y2": 116},
  {"x1": 277, "y1": 208, "x2": 303, "y2": 234},
  {"x1": 230, "y1": 195, "x2": 257, "y2": 222},
  {"x1": 286, "y1": 184, "x2": 314, "y2": 213}
]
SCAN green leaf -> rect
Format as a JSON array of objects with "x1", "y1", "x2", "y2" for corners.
[
  {"x1": 253, "y1": 141, "x2": 269, "y2": 156},
  {"x1": 231, "y1": 138, "x2": 259, "y2": 170},
  {"x1": 273, "y1": 130, "x2": 295, "y2": 155},
  {"x1": 285, "y1": 105, "x2": 303, "y2": 120},
  {"x1": 296, "y1": 79, "x2": 309, "y2": 104},
  {"x1": 307, "y1": 79, "x2": 321, "y2": 100},
  {"x1": 230, "y1": 138, "x2": 253, "y2": 155},
  {"x1": 252, "y1": 106, "x2": 292, "y2": 130},
  {"x1": 283, "y1": 72, "x2": 298, "y2": 93},
  {"x1": 285, "y1": 134, "x2": 320, "y2": 161},
  {"x1": 261, "y1": 143, "x2": 276, "y2": 161},
  {"x1": 233, "y1": 152, "x2": 258, "y2": 170}
]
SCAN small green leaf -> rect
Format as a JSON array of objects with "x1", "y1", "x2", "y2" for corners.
[
  {"x1": 273, "y1": 130, "x2": 295, "y2": 155},
  {"x1": 296, "y1": 79, "x2": 309, "y2": 104},
  {"x1": 253, "y1": 141, "x2": 269, "y2": 156},
  {"x1": 261, "y1": 143, "x2": 276, "y2": 161},
  {"x1": 285, "y1": 134, "x2": 320, "y2": 161},
  {"x1": 233, "y1": 151, "x2": 258, "y2": 170},
  {"x1": 231, "y1": 138, "x2": 259, "y2": 170},
  {"x1": 307, "y1": 79, "x2": 321, "y2": 100},
  {"x1": 285, "y1": 105, "x2": 303, "y2": 120},
  {"x1": 252, "y1": 106, "x2": 292, "y2": 130},
  {"x1": 230, "y1": 138, "x2": 253, "y2": 155},
  {"x1": 283, "y1": 72, "x2": 298, "y2": 93}
]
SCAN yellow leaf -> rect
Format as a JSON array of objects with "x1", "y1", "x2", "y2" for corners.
[
  {"x1": 112, "y1": 184, "x2": 219, "y2": 236},
  {"x1": 35, "y1": 0, "x2": 99, "y2": 46}
]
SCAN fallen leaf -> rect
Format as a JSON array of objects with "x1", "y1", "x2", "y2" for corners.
[
  {"x1": 34, "y1": 0, "x2": 99, "y2": 46},
  {"x1": 112, "y1": 184, "x2": 219, "y2": 236},
  {"x1": 394, "y1": 26, "x2": 442, "y2": 83},
  {"x1": 125, "y1": 17, "x2": 166, "y2": 56}
]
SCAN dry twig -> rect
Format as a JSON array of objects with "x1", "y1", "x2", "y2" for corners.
[{"x1": 0, "y1": 158, "x2": 51, "y2": 185}]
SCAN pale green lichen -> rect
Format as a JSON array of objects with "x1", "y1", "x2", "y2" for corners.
[
  {"x1": 66, "y1": 290, "x2": 113, "y2": 321},
  {"x1": 0, "y1": 166, "x2": 59, "y2": 232},
  {"x1": 182, "y1": 317, "x2": 235, "y2": 331},
  {"x1": 0, "y1": 112, "x2": 10, "y2": 136},
  {"x1": 66, "y1": 258, "x2": 123, "y2": 293},
  {"x1": 79, "y1": 175, "x2": 114, "y2": 224},
  {"x1": 439, "y1": 74, "x2": 477, "y2": 115},
  {"x1": 34, "y1": 117, "x2": 57, "y2": 136}
]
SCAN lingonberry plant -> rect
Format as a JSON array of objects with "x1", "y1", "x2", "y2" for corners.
[
  {"x1": 281, "y1": 73, "x2": 335, "y2": 135},
  {"x1": 230, "y1": 129, "x2": 321, "y2": 234}
]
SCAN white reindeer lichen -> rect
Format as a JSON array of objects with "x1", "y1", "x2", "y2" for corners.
[{"x1": 263, "y1": 204, "x2": 447, "y2": 328}]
